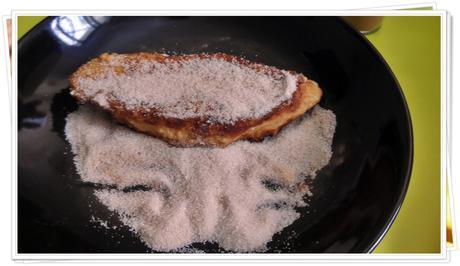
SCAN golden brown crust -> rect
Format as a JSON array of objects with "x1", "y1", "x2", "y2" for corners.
[{"x1": 69, "y1": 52, "x2": 323, "y2": 147}]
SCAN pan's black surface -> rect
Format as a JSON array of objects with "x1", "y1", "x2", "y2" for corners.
[{"x1": 18, "y1": 16, "x2": 413, "y2": 253}]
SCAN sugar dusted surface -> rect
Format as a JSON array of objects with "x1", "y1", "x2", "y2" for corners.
[
  {"x1": 76, "y1": 55, "x2": 300, "y2": 124},
  {"x1": 65, "y1": 106, "x2": 336, "y2": 252}
]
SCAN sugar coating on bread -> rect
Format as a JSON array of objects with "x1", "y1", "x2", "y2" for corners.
[{"x1": 73, "y1": 53, "x2": 300, "y2": 124}]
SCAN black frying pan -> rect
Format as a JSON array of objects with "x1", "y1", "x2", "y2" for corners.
[{"x1": 17, "y1": 16, "x2": 412, "y2": 253}]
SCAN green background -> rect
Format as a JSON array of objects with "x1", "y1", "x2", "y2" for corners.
[
  {"x1": 17, "y1": 15, "x2": 441, "y2": 253},
  {"x1": 366, "y1": 16, "x2": 441, "y2": 253}
]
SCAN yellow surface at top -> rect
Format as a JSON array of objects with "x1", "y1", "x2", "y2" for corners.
[
  {"x1": 17, "y1": 15, "x2": 441, "y2": 253},
  {"x1": 18, "y1": 16, "x2": 46, "y2": 39}
]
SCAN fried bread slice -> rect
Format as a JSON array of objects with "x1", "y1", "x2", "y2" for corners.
[{"x1": 69, "y1": 53, "x2": 322, "y2": 147}]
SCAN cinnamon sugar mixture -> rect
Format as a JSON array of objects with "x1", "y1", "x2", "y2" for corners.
[
  {"x1": 65, "y1": 106, "x2": 336, "y2": 252},
  {"x1": 75, "y1": 55, "x2": 299, "y2": 124}
]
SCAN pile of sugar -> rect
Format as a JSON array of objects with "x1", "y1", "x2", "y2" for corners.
[
  {"x1": 65, "y1": 106, "x2": 336, "y2": 252},
  {"x1": 76, "y1": 56, "x2": 299, "y2": 124}
]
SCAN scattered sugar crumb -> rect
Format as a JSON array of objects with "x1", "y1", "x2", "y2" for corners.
[{"x1": 90, "y1": 215, "x2": 117, "y2": 230}]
